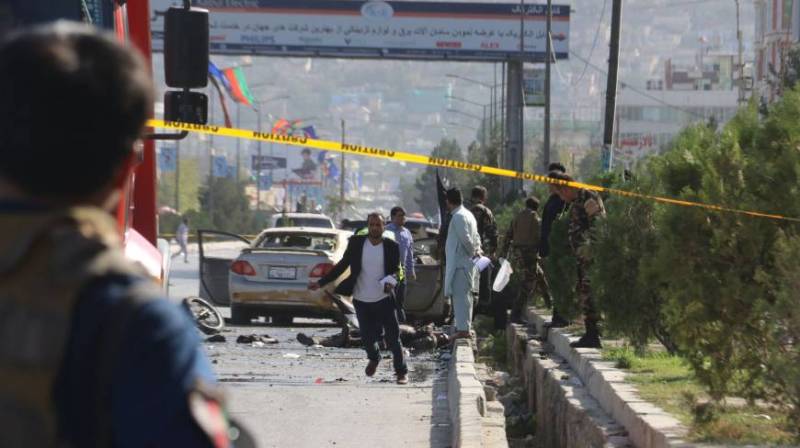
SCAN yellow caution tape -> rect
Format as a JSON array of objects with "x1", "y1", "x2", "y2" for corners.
[{"x1": 148, "y1": 119, "x2": 800, "y2": 223}]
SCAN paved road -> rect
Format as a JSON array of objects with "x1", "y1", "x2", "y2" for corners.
[{"x1": 168, "y1": 243, "x2": 452, "y2": 448}]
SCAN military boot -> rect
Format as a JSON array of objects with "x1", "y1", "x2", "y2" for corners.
[{"x1": 570, "y1": 320, "x2": 601, "y2": 348}]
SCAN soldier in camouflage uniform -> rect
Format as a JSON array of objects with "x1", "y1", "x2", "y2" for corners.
[
  {"x1": 551, "y1": 172, "x2": 606, "y2": 348},
  {"x1": 501, "y1": 197, "x2": 543, "y2": 324},
  {"x1": 469, "y1": 186, "x2": 498, "y2": 319}
]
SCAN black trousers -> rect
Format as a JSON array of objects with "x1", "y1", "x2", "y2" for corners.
[
  {"x1": 394, "y1": 280, "x2": 407, "y2": 323},
  {"x1": 353, "y1": 297, "x2": 408, "y2": 375}
]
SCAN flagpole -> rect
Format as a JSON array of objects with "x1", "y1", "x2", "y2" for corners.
[
  {"x1": 235, "y1": 103, "x2": 241, "y2": 182},
  {"x1": 256, "y1": 106, "x2": 262, "y2": 212}
]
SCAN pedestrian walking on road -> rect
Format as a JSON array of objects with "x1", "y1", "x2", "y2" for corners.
[
  {"x1": 540, "y1": 163, "x2": 569, "y2": 327},
  {"x1": 501, "y1": 197, "x2": 544, "y2": 324},
  {"x1": 0, "y1": 23, "x2": 233, "y2": 447},
  {"x1": 175, "y1": 217, "x2": 190, "y2": 263},
  {"x1": 309, "y1": 212, "x2": 409, "y2": 384},
  {"x1": 386, "y1": 206, "x2": 415, "y2": 323},
  {"x1": 444, "y1": 188, "x2": 482, "y2": 339},
  {"x1": 468, "y1": 186, "x2": 499, "y2": 321},
  {"x1": 550, "y1": 171, "x2": 607, "y2": 348}
]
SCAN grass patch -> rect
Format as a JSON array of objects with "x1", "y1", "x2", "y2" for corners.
[
  {"x1": 602, "y1": 347, "x2": 797, "y2": 445},
  {"x1": 474, "y1": 315, "x2": 507, "y2": 369}
]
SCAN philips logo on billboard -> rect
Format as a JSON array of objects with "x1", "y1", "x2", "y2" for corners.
[
  {"x1": 361, "y1": 2, "x2": 394, "y2": 21},
  {"x1": 194, "y1": 0, "x2": 258, "y2": 7},
  {"x1": 241, "y1": 35, "x2": 275, "y2": 44}
]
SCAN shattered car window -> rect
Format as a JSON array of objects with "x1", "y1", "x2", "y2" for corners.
[{"x1": 256, "y1": 234, "x2": 338, "y2": 251}]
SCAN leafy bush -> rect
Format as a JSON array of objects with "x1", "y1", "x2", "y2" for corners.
[{"x1": 581, "y1": 93, "x2": 800, "y2": 434}]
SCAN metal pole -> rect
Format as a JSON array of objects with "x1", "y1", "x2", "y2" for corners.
[
  {"x1": 493, "y1": 63, "x2": 497, "y2": 138},
  {"x1": 175, "y1": 140, "x2": 180, "y2": 212},
  {"x1": 544, "y1": 0, "x2": 552, "y2": 172},
  {"x1": 735, "y1": 0, "x2": 746, "y2": 104},
  {"x1": 235, "y1": 103, "x2": 241, "y2": 181},
  {"x1": 520, "y1": 0, "x2": 525, "y2": 184},
  {"x1": 602, "y1": 0, "x2": 623, "y2": 171},
  {"x1": 340, "y1": 119, "x2": 346, "y2": 213},
  {"x1": 501, "y1": 63, "x2": 506, "y2": 150},
  {"x1": 256, "y1": 107, "x2": 262, "y2": 211},
  {"x1": 482, "y1": 105, "x2": 488, "y2": 147}
]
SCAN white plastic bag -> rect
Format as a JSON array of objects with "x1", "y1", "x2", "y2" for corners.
[{"x1": 492, "y1": 258, "x2": 513, "y2": 292}]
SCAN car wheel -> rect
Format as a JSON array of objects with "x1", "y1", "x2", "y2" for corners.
[
  {"x1": 273, "y1": 315, "x2": 293, "y2": 326},
  {"x1": 230, "y1": 304, "x2": 251, "y2": 325},
  {"x1": 182, "y1": 296, "x2": 225, "y2": 334}
]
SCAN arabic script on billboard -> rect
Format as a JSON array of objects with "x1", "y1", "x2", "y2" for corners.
[{"x1": 151, "y1": 0, "x2": 570, "y2": 62}]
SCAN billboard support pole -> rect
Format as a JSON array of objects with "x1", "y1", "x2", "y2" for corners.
[
  {"x1": 544, "y1": 0, "x2": 552, "y2": 173},
  {"x1": 505, "y1": 61, "x2": 523, "y2": 200}
]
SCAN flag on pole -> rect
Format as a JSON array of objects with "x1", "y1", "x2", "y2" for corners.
[
  {"x1": 222, "y1": 66, "x2": 255, "y2": 106},
  {"x1": 207, "y1": 62, "x2": 233, "y2": 127}
]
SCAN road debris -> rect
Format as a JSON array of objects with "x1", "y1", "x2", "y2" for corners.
[
  {"x1": 205, "y1": 334, "x2": 227, "y2": 343},
  {"x1": 236, "y1": 334, "x2": 279, "y2": 344}
]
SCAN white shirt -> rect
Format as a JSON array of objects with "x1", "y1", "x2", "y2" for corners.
[
  {"x1": 176, "y1": 223, "x2": 189, "y2": 244},
  {"x1": 353, "y1": 240, "x2": 386, "y2": 303}
]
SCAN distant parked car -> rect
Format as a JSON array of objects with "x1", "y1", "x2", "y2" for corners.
[
  {"x1": 198, "y1": 227, "x2": 352, "y2": 324},
  {"x1": 271, "y1": 213, "x2": 335, "y2": 229},
  {"x1": 341, "y1": 216, "x2": 437, "y2": 240}
]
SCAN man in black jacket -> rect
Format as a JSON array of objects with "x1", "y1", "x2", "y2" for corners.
[
  {"x1": 309, "y1": 212, "x2": 408, "y2": 384},
  {"x1": 541, "y1": 163, "x2": 570, "y2": 327}
]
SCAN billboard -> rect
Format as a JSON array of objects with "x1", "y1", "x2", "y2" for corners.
[
  {"x1": 523, "y1": 68, "x2": 545, "y2": 107},
  {"x1": 151, "y1": 0, "x2": 569, "y2": 62}
]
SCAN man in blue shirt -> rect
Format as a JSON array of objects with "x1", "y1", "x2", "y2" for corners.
[
  {"x1": 0, "y1": 23, "x2": 235, "y2": 447},
  {"x1": 386, "y1": 206, "x2": 415, "y2": 322}
]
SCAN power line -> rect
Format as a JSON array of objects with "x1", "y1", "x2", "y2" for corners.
[
  {"x1": 568, "y1": 50, "x2": 708, "y2": 119},
  {"x1": 572, "y1": 0, "x2": 608, "y2": 86}
]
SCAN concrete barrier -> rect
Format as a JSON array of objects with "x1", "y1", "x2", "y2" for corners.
[
  {"x1": 525, "y1": 308, "x2": 689, "y2": 448},
  {"x1": 506, "y1": 323, "x2": 632, "y2": 447},
  {"x1": 448, "y1": 339, "x2": 487, "y2": 448}
]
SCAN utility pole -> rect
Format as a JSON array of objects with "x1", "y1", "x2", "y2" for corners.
[
  {"x1": 519, "y1": 0, "x2": 526, "y2": 189},
  {"x1": 340, "y1": 119, "x2": 346, "y2": 215},
  {"x1": 602, "y1": 0, "x2": 623, "y2": 172},
  {"x1": 544, "y1": 0, "x2": 552, "y2": 172},
  {"x1": 735, "y1": 0, "x2": 746, "y2": 104}
]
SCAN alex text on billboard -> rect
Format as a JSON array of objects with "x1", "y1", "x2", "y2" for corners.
[{"x1": 151, "y1": 0, "x2": 570, "y2": 61}]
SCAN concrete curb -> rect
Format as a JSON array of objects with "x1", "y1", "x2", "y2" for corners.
[
  {"x1": 448, "y1": 339, "x2": 487, "y2": 448},
  {"x1": 525, "y1": 308, "x2": 690, "y2": 448},
  {"x1": 507, "y1": 323, "x2": 632, "y2": 447}
]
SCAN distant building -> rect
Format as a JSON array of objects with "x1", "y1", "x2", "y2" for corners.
[
  {"x1": 616, "y1": 88, "x2": 738, "y2": 165},
  {"x1": 663, "y1": 53, "x2": 735, "y2": 91},
  {"x1": 753, "y1": 0, "x2": 798, "y2": 101}
]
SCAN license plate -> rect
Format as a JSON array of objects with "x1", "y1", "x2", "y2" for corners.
[{"x1": 268, "y1": 266, "x2": 296, "y2": 280}]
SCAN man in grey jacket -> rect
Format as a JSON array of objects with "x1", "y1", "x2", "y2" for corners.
[{"x1": 444, "y1": 188, "x2": 482, "y2": 339}]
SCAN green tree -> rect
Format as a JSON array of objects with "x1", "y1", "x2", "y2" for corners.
[
  {"x1": 157, "y1": 156, "x2": 201, "y2": 213},
  {"x1": 197, "y1": 175, "x2": 257, "y2": 234}
]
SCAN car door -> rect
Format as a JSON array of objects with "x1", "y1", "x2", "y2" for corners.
[
  {"x1": 404, "y1": 238, "x2": 445, "y2": 318},
  {"x1": 198, "y1": 229, "x2": 251, "y2": 306}
]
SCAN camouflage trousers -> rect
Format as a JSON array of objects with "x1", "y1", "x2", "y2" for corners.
[
  {"x1": 509, "y1": 246, "x2": 551, "y2": 320},
  {"x1": 576, "y1": 255, "x2": 598, "y2": 324}
]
